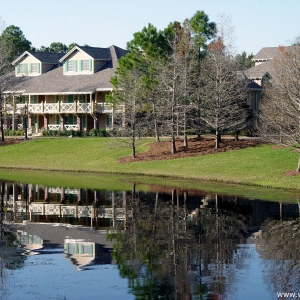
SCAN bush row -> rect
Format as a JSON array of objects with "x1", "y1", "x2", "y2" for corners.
[
  {"x1": 41, "y1": 129, "x2": 108, "y2": 137},
  {"x1": 4, "y1": 129, "x2": 25, "y2": 136}
]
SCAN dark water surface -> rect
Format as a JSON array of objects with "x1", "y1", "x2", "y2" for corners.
[{"x1": 0, "y1": 180, "x2": 299, "y2": 300}]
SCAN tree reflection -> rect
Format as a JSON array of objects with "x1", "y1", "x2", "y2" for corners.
[
  {"x1": 255, "y1": 218, "x2": 300, "y2": 295},
  {"x1": 109, "y1": 189, "x2": 251, "y2": 299}
]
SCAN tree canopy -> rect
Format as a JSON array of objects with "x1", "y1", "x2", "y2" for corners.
[{"x1": 0, "y1": 25, "x2": 32, "y2": 60}]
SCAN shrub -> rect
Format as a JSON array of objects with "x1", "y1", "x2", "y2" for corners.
[{"x1": 99, "y1": 129, "x2": 107, "y2": 137}]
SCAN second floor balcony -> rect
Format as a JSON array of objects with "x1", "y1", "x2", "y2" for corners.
[{"x1": 5, "y1": 101, "x2": 124, "y2": 115}]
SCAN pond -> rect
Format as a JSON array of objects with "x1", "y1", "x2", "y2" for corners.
[{"x1": 0, "y1": 178, "x2": 299, "y2": 300}]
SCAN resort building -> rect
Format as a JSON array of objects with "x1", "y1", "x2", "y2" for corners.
[{"x1": 5, "y1": 45, "x2": 127, "y2": 134}]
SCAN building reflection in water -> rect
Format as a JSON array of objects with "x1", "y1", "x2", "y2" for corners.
[{"x1": 1, "y1": 181, "x2": 300, "y2": 299}]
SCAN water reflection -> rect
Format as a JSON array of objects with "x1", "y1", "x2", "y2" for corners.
[{"x1": 0, "y1": 181, "x2": 300, "y2": 299}]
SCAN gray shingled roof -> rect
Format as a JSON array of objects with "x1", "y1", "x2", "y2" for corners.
[
  {"x1": 243, "y1": 60, "x2": 273, "y2": 79},
  {"x1": 28, "y1": 52, "x2": 65, "y2": 64},
  {"x1": 77, "y1": 46, "x2": 112, "y2": 60},
  {"x1": 11, "y1": 46, "x2": 127, "y2": 94},
  {"x1": 253, "y1": 46, "x2": 293, "y2": 61},
  {"x1": 237, "y1": 71, "x2": 262, "y2": 90}
]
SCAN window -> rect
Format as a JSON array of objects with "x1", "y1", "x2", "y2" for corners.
[
  {"x1": 19, "y1": 63, "x2": 27, "y2": 73},
  {"x1": 31, "y1": 63, "x2": 39, "y2": 73},
  {"x1": 67, "y1": 60, "x2": 75, "y2": 71},
  {"x1": 81, "y1": 60, "x2": 90, "y2": 71}
]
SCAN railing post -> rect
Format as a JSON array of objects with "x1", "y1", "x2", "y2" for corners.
[
  {"x1": 41, "y1": 101, "x2": 44, "y2": 113},
  {"x1": 91, "y1": 101, "x2": 95, "y2": 113},
  {"x1": 74, "y1": 100, "x2": 77, "y2": 113},
  {"x1": 58, "y1": 101, "x2": 61, "y2": 113}
]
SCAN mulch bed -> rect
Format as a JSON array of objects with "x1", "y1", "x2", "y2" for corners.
[
  {"x1": 117, "y1": 137, "x2": 263, "y2": 163},
  {"x1": 0, "y1": 138, "x2": 27, "y2": 146}
]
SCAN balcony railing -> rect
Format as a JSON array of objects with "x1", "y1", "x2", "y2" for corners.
[
  {"x1": 5, "y1": 101, "x2": 123, "y2": 115},
  {"x1": 47, "y1": 124, "x2": 79, "y2": 131}
]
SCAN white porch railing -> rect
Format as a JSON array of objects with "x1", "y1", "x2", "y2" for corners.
[
  {"x1": 17, "y1": 123, "x2": 23, "y2": 130},
  {"x1": 47, "y1": 124, "x2": 79, "y2": 131},
  {"x1": 64, "y1": 125, "x2": 78, "y2": 131},
  {"x1": 97, "y1": 103, "x2": 124, "y2": 113},
  {"x1": 48, "y1": 124, "x2": 61, "y2": 130},
  {"x1": 44, "y1": 103, "x2": 59, "y2": 113},
  {"x1": 28, "y1": 103, "x2": 42, "y2": 113},
  {"x1": 77, "y1": 103, "x2": 91, "y2": 113},
  {"x1": 5, "y1": 101, "x2": 124, "y2": 115},
  {"x1": 60, "y1": 103, "x2": 74, "y2": 113}
]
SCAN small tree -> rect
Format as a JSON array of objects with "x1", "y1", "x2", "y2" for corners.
[
  {"x1": 200, "y1": 39, "x2": 249, "y2": 149},
  {"x1": 258, "y1": 42, "x2": 300, "y2": 172},
  {"x1": 107, "y1": 63, "x2": 144, "y2": 158}
]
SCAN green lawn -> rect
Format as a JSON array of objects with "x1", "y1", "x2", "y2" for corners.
[{"x1": 0, "y1": 137, "x2": 299, "y2": 191}]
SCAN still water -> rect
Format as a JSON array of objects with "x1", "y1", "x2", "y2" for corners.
[{"x1": 0, "y1": 180, "x2": 299, "y2": 300}]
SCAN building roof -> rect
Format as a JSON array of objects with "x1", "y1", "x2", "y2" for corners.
[
  {"x1": 77, "y1": 46, "x2": 112, "y2": 60},
  {"x1": 12, "y1": 51, "x2": 64, "y2": 66},
  {"x1": 253, "y1": 47, "x2": 280, "y2": 61},
  {"x1": 10, "y1": 45, "x2": 127, "y2": 94},
  {"x1": 252, "y1": 46, "x2": 293, "y2": 62},
  {"x1": 28, "y1": 51, "x2": 65, "y2": 64},
  {"x1": 243, "y1": 60, "x2": 273, "y2": 79},
  {"x1": 59, "y1": 45, "x2": 128, "y2": 63}
]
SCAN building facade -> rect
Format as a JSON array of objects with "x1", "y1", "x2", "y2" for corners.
[{"x1": 5, "y1": 45, "x2": 127, "y2": 134}]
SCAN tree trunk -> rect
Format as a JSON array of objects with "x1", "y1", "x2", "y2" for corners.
[
  {"x1": 183, "y1": 111, "x2": 188, "y2": 147},
  {"x1": 171, "y1": 135, "x2": 176, "y2": 154},
  {"x1": 215, "y1": 131, "x2": 220, "y2": 149},
  {"x1": 296, "y1": 154, "x2": 300, "y2": 173},
  {"x1": 0, "y1": 112, "x2": 4, "y2": 142},
  {"x1": 183, "y1": 134, "x2": 188, "y2": 147},
  {"x1": 152, "y1": 102, "x2": 160, "y2": 142},
  {"x1": 234, "y1": 131, "x2": 239, "y2": 141}
]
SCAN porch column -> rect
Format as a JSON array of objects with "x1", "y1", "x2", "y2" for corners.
[
  {"x1": 44, "y1": 187, "x2": 49, "y2": 202},
  {"x1": 93, "y1": 114, "x2": 99, "y2": 129},
  {"x1": 44, "y1": 115, "x2": 48, "y2": 129},
  {"x1": 59, "y1": 114, "x2": 64, "y2": 131},
  {"x1": 60, "y1": 188, "x2": 65, "y2": 204},
  {"x1": 76, "y1": 114, "x2": 82, "y2": 131},
  {"x1": 28, "y1": 115, "x2": 32, "y2": 128},
  {"x1": 12, "y1": 96, "x2": 15, "y2": 130}
]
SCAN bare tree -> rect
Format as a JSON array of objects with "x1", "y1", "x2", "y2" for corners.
[
  {"x1": 107, "y1": 66, "x2": 144, "y2": 158},
  {"x1": 199, "y1": 40, "x2": 250, "y2": 149},
  {"x1": 158, "y1": 32, "x2": 185, "y2": 154},
  {"x1": 258, "y1": 42, "x2": 300, "y2": 172}
]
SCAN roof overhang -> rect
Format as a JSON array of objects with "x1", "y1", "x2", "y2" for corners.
[
  {"x1": 59, "y1": 46, "x2": 93, "y2": 63},
  {"x1": 12, "y1": 51, "x2": 41, "y2": 66},
  {"x1": 22, "y1": 91, "x2": 96, "y2": 96},
  {"x1": 96, "y1": 88, "x2": 113, "y2": 92}
]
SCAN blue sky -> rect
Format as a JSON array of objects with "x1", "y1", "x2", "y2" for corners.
[{"x1": 1, "y1": 0, "x2": 299, "y2": 55}]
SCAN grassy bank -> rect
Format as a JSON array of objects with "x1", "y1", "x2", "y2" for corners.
[{"x1": 0, "y1": 137, "x2": 299, "y2": 191}]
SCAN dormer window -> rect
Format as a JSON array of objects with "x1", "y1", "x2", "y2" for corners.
[
  {"x1": 67, "y1": 60, "x2": 75, "y2": 71},
  {"x1": 18, "y1": 63, "x2": 27, "y2": 74},
  {"x1": 81, "y1": 60, "x2": 90, "y2": 71},
  {"x1": 30, "y1": 63, "x2": 40, "y2": 73}
]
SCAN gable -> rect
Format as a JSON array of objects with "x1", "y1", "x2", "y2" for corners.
[{"x1": 15, "y1": 54, "x2": 41, "y2": 77}]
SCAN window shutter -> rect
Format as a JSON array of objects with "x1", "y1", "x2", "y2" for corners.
[
  {"x1": 29, "y1": 63, "x2": 32, "y2": 73},
  {"x1": 17, "y1": 64, "x2": 20, "y2": 74},
  {"x1": 24, "y1": 64, "x2": 28, "y2": 74},
  {"x1": 79, "y1": 60, "x2": 82, "y2": 71},
  {"x1": 64, "y1": 61, "x2": 68, "y2": 72},
  {"x1": 56, "y1": 95, "x2": 59, "y2": 102},
  {"x1": 89, "y1": 59, "x2": 92, "y2": 71},
  {"x1": 38, "y1": 63, "x2": 41, "y2": 73},
  {"x1": 74, "y1": 60, "x2": 77, "y2": 72}
]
